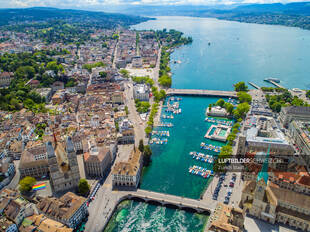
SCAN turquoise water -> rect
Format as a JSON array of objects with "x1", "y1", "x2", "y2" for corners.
[
  {"x1": 104, "y1": 200, "x2": 208, "y2": 232},
  {"x1": 133, "y1": 16, "x2": 310, "y2": 90},
  {"x1": 105, "y1": 16, "x2": 310, "y2": 231},
  {"x1": 141, "y1": 96, "x2": 230, "y2": 199}
]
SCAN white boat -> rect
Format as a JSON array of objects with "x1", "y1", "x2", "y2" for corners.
[{"x1": 264, "y1": 78, "x2": 280, "y2": 83}]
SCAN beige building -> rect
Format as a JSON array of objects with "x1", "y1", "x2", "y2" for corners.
[
  {"x1": 209, "y1": 203, "x2": 245, "y2": 232},
  {"x1": 0, "y1": 72, "x2": 14, "y2": 87},
  {"x1": 289, "y1": 121, "x2": 310, "y2": 169},
  {"x1": 240, "y1": 177, "x2": 310, "y2": 231},
  {"x1": 83, "y1": 140, "x2": 112, "y2": 178},
  {"x1": 117, "y1": 128, "x2": 135, "y2": 144},
  {"x1": 19, "y1": 143, "x2": 49, "y2": 179},
  {"x1": 36, "y1": 192, "x2": 87, "y2": 229},
  {"x1": 280, "y1": 106, "x2": 310, "y2": 128},
  {"x1": 112, "y1": 147, "x2": 142, "y2": 189},
  {"x1": 20, "y1": 214, "x2": 73, "y2": 232}
]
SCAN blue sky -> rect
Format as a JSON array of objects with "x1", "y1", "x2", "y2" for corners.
[{"x1": 0, "y1": 0, "x2": 308, "y2": 8}]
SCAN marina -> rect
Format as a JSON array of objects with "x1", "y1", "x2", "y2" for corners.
[
  {"x1": 162, "y1": 114, "x2": 174, "y2": 119},
  {"x1": 200, "y1": 142, "x2": 222, "y2": 153},
  {"x1": 149, "y1": 137, "x2": 168, "y2": 144},
  {"x1": 189, "y1": 151, "x2": 214, "y2": 164},
  {"x1": 188, "y1": 165, "x2": 214, "y2": 179},
  {"x1": 151, "y1": 130, "x2": 170, "y2": 137},
  {"x1": 157, "y1": 122, "x2": 174, "y2": 127},
  {"x1": 205, "y1": 117, "x2": 233, "y2": 126}
]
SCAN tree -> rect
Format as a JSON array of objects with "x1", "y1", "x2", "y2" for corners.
[
  {"x1": 143, "y1": 145, "x2": 152, "y2": 166},
  {"x1": 271, "y1": 102, "x2": 282, "y2": 112},
  {"x1": 120, "y1": 69, "x2": 129, "y2": 78},
  {"x1": 224, "y1": 103, "x2": 234, "y2": 115},
  {"x1": 216, "y1": 99, "x2": 225, "y2": 108},
  {"x1": 78, "y1": 179, "x2": 90, "y2": 196},
  {"x1": 145, "y1": 126, "x2": 152, "y2": 136},
  {"x1": 46, "y1": 61, "x2": 59, "y2": 72},
  {"x1": 234, "y1": 102, "x2": 250, "y2": 119},
  {"x1": 306, "y1": 90, "x2": 310, "y2": 99},
  {"x1": 112, "y1": 33, "x2": 119, "y2": 40},
  {"x1": 138, "y1": 139, "x2": 144, "y2": 152},
  {"x1": 99, "y1": 71, "x2": 107, "y2": 78},
  {"x1": 237, "y1": 91, "x2": 252, "y2": 103},
  {"x1": 234, "y1": 82, "x2": 248, "y2": 92},
  {"x1": 19, "y1": 176, "x2": 36, "y2": 193}
]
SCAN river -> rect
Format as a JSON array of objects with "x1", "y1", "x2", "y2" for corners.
[{"x1": 105, "y1": 16, "x2": 310, "y2": 232}]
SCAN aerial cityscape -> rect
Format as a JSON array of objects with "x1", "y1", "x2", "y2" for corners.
[{"x1": 0, "y1": 1, "x2": 310, "y2": 232}]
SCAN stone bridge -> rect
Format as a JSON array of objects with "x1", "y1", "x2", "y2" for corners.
[
  {"x1": 121, "y1": 189, "x2": 212, "y2": 215},
  {"x1": 166, "y1": 88, "x2": 238, "y2": 98}
]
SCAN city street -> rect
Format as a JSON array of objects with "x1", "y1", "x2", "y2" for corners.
[{"x1": 202, "y1": 171, "x2": 243, "y2": 209}]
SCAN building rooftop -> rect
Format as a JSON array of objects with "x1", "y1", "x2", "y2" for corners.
[
  {"x1": 282, "y1": 106, "x2": 310, "y2": 115},
  {"x1": 112, "y1": 148, "x2": 141, "y2": 176},
  {"x1": 209, "y1": 203, "x2": 244, "y2": 232},
  {"x1": 36, "y1": 192, "x2": 86, "y2": 221}
]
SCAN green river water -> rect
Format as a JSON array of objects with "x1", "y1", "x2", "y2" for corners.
[{"x1": 105, "y1": 15, "x2": 310, "y2": 231}]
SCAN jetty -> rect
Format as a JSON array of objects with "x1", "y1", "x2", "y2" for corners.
[
  {"x1": 264, "y1": 79, "x2": 285, "y2": 89},
  {"x1": 166, "y1": 89, "x2": 238, "y2": 98},
  {"x1": 248, "y1": 82, "x2": 260, "y2": 89},
  {"x1": 268, "y1": 80, "x2": 285, "y2": 89}
]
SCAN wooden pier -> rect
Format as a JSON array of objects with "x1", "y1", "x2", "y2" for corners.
[
  {"x1": 166, "y1": 89, "x2": 238, "y2": 98},
  {"x1": 268, "y1": 80, "x2": 285, "y2": 89},
  {"x1": 248, "y1": 82, "x2": 260, "y2": 89}
]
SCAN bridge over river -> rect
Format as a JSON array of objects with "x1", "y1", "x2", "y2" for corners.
[
  {"x1": 166, "y1": 88, "x2": 238, "y2": 98},
  {"x1": 87, "y1": 187, "x2": 213, "y2": 232},
  {"x1": 124, "y1": 189, "x2": 211, "y2": 214}
]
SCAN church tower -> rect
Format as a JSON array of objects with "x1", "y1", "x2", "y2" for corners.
[
  {"x1": 47, "y1": 141, "x2": 58, "y2": 173},
  {"x1": 66, "y1": 136, "x2": 80, "y2": 181}
]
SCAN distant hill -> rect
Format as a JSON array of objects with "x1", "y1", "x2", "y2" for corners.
[
  {"x1": 0, "y1": 7, "x2": 149, "y2": 28},
  {"x1": 233, "y1": 2, "x2": 310, "y2": 15},
  {"x1": 114, "y1": 2, "x2": 310, "y2": 30}
]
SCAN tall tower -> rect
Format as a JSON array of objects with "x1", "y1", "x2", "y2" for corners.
[
  {"x1": 236, "y1": 134, "x2": 246, "y2": 157},
  {"x1": 46, "y1": 141, "x2": 58, "y2": 173},
  {"x1": 66, "y1": 136, "x2": 78, "y2": 168},
  {"x1": 66, "y1": 136, "x2": 80, "y2": 184}
]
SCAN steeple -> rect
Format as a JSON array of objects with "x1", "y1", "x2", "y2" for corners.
[
  {"x1": 66, "y1": 136, "x2": 75, "y2": 153},
  {"x1": 46, "y1": 141, "x2": 56, "y2": 159}
]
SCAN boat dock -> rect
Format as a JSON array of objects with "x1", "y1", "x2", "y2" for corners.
[
  {"x1": 248, "y1": 82, "x2": 260, "y2": 89},
  {"x1": 264, "y1": 79, "x2": 285, "y2": 89},
  {"x1": 166, "y1": 89, "x2": 238, "y2": 98},
  {"x1": 268, "y1": 80, "x2": 285, "y2": 89}
]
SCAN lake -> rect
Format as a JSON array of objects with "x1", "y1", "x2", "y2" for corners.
[{"x1": 133, "y1": 16, "x2": 310, "y2": 90}]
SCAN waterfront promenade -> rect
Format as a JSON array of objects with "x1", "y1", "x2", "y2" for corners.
[{"x1": 166, "y1": 88, "x2": 238, "y2": 98}]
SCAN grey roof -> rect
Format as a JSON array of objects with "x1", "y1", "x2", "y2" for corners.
[{"x1": 282, "y1": 106, "x2": 310, "y2": 115}]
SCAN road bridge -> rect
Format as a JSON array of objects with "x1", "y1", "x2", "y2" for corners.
[
  {"x1": 124, "y1": 189, "x2": 211, "y2": 214},
  {"x1": 166, "y1": 88, "x2": 238, "y2": 98}
]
